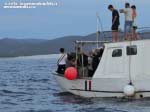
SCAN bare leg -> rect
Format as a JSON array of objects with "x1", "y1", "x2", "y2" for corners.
[
  {"x1": 134, "y1": 30, "x2": 140, "y2": 40},
  {"x1": 112, "y1": 31, "x2": 115, "y2": 42},
  {"x1": 136, "y1": 33, "x2": 140, "y2": 39},
  {"x1": 130, "y1": 32, "x2": 133, "y2": 41},
  {"x1": 112, "y1": 31, "x2": 119, "y2": 42},
  {"x1": 131, "y1": 29, "x2": 135, "y2": 40},
  {"x1": 115, "y1": 31, "x2": 119, "y2": 42},
  {"x1": 126, "y1": 33, "x2": 129, "y2": 40},
  {"x1": 125, "y1": 33, "x2": 128, "y2": 40},
  {"x1": 126, "y1": 32, "x2": 132, "y2": 41}
]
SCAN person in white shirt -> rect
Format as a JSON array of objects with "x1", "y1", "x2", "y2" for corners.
[
  {"x1": 56, "y1": 48, "x2": 67, "y2": 74},
  {"x1": 120, "y1": 3, "x2": 133, "y2": 40}
]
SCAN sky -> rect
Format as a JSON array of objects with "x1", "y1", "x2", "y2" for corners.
[{"x1": 0, "y1": 0, "x2": 149, "y2": 39}]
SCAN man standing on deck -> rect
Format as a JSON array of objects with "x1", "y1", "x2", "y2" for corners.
[
  {"x1": 108, "y1": 5, "x2": 120, "y2": 42},
  {"x1": 120, "y1": 3, "x2": 133, "y2": 40}
]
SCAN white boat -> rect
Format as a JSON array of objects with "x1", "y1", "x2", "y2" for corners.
[{"x1": 53, "y1": 39, "x2": 150, "y2": 98}]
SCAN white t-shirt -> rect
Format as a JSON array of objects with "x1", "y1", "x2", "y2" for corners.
[
  {"x1": 58, "y1": 53, "x2": 67, "y2": 65},
  {"x1": 124, "y1": 8, "x2": 133, "y2": 21}
]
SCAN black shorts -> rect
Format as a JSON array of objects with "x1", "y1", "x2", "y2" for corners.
[
  {"x1": 111, "y1": 24, "x2": 119, "y2": 31},
  {"x1": 57, "y1": 64, "x2": 66, "y2": 74},
  {"x1": 133, "y1": 26, "x2": 138, "y2": 30}
]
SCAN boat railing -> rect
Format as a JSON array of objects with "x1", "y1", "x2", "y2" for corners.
[
  {"x1": 90, "y1": 27, "x2": 150, "y2": 42},
  {"x1": 137, "y1": 27, "x2": 150, "y2": 39},
  {"x1": 75, "y1": 40, "x2": 110, "y2": 45}
]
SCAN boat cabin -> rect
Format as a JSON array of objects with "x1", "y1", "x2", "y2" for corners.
[{"x1": 73, "y1": 40, "x2": 150, "y2": 79}]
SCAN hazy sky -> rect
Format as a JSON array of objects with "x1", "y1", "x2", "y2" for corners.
[{"x1": 0, "y1": 0, "x2": 149, "y2": 39}]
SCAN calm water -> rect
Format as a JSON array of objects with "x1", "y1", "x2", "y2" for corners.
[{"x1": 0, "y1": 55, "x2": 150, "y2": 112}]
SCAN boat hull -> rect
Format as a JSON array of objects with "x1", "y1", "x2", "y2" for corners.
[
  {"x1": 53, "y1": 73, "x2": 150, "y2": 98},
  {"x1": 53, "y1": 40, "x2": 150, "y2": 98},
  {"x1": 53, "y1": 73, "x2": 125, "y2": 98}
]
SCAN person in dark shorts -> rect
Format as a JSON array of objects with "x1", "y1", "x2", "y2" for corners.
[
  {"x1": 108, "y1": 5, "x2": 120, "y2": 42},
  {"x1": 131, "y1": 5, "x2": 139, "y2": 40}
]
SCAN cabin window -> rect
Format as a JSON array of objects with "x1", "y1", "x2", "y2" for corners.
[
  {"x1": 112, "y1": 49, "x2": 122, "y2": 57},
  {"x1": 127, "y1": 45, "x2": 137, "y2": 55}
]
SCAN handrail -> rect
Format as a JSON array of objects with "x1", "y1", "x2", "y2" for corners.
[
  {"x1": 74, "y1": 28, "x2": 150, "y2": 45},
  {"x1": 75, "y1": 40, "x2": 110, "y2": 45}
]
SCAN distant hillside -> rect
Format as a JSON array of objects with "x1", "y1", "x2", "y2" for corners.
[{"x1": 0, "y1": 31, "x2": 149, "y2": 57}]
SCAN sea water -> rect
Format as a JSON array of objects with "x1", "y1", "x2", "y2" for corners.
[{"x1": 0, "y1": 54, "x2": 150, "y2": 112}]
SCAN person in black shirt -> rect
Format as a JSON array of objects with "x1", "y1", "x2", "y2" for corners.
[{"x1": 108, "y1": 5, "x2": 120, "y2": 42}]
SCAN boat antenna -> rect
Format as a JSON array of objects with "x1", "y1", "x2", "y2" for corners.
[
  {"x1": 96, "y1": 12, "x2": 100, "y2": 48},
  {"x1": 96, "y1": 12, "x2": 106, "y2": 43}
]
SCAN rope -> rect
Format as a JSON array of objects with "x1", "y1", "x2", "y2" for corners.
[{"x1": 128, "y1": 41, "x2": 132, "y2": 85}]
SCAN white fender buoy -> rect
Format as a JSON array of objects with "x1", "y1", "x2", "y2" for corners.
[{"x1": 123, "y1": 85, "x2": 135, "y2": 96}]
